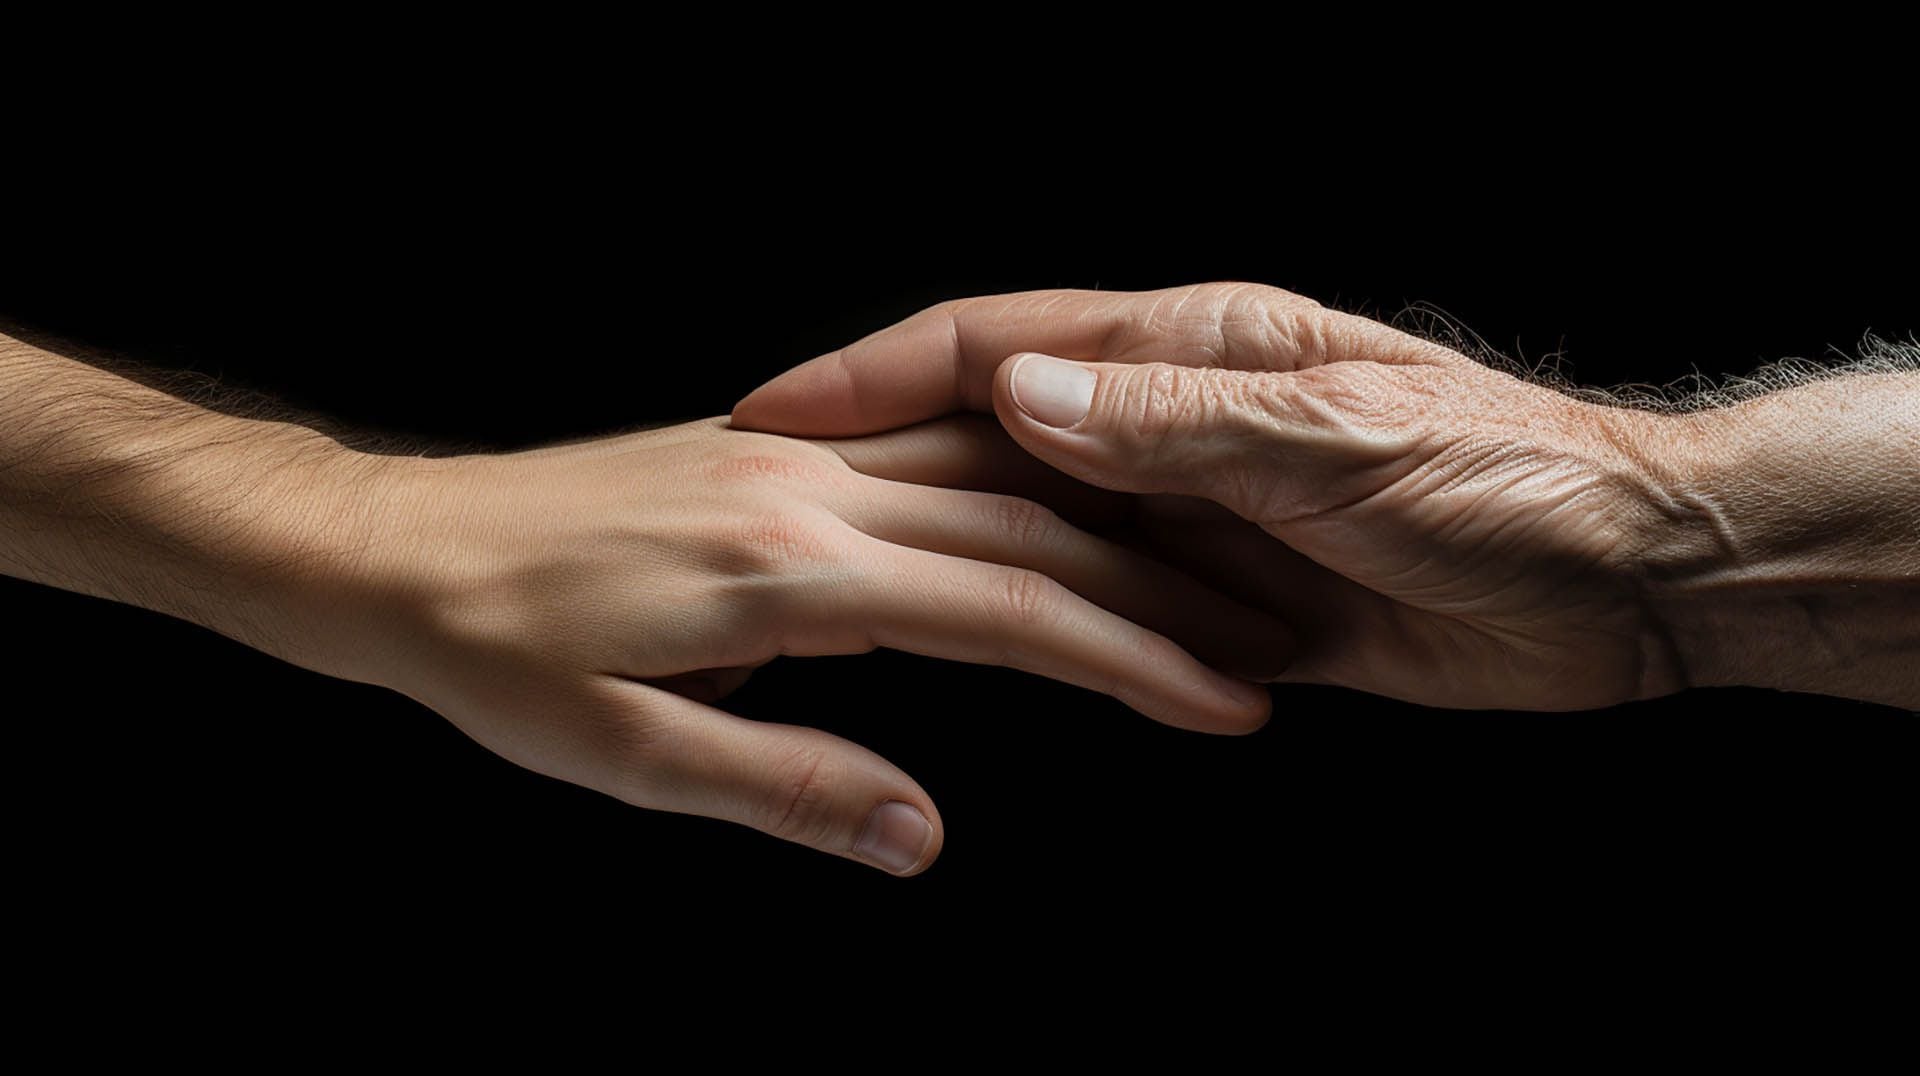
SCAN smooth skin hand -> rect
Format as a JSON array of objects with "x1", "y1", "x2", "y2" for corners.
[
  {"x1": 733, "y1": 283, "x2": 1920, "y2": 711},
  {"x1": 356, "y1": 417, "x2": 1281, "y2": 876},
  {"x1": 0, "y1": 331, "x2": 1285, "y2": 876}
]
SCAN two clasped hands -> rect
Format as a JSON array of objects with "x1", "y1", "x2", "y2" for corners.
[
  {"x1": 370, "y1": 282, "x2": 1917, "y2": 873},
  {"x1": 8, "y1": 283, "x2": 1914, "y2": 875}
]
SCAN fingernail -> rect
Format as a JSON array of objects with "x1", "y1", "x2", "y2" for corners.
[
  {"x1": 1010, "y1": 353, "x2": 1095, "y2": 428},
  {"x1": 854, "y1": 800, "x2": 933, "y2": 875}
]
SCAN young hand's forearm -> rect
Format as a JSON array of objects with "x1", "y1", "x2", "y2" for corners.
[
  {"x1": 0, "y1": 330, "x2": 397, "y2": 680},
  {"x1": 1635, "y1": 373, "x2": 1920, "y2": 709},
  {"x1": 2, "y1": 324, "x2": 1301, "y2": 872}
]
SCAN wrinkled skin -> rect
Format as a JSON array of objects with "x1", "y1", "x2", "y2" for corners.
[{"x1": 733, "y1": 282, "x2": 1692, "y2": 711}]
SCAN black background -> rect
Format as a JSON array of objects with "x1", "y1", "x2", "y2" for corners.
[{"x1": 4, "y1": 135, "x2": 1914, "y2": 963}]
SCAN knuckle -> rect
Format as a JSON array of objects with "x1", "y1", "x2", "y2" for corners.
[
  {"x1": 1000, "y1": 568, "x2": 1058, "y2": 626},
  {"x1": 1232, "y1": 304, "x2": 1308, "y2": 361},
  {"x1": 722, "y1": 514, "x2": 840, "y2": 575},
  {"x1": 595, "y1": 710, "x2": 677, "y2": 809},
  {"x1": 759, "y1": 744, "x2": 836, "y2": 842},
  {"x1": 708, "y1": 450, "x2": 837, "y2": 486},
  {"x1": 1194, "y1": 281, "x2": 1251, "y2": 300},
  {"x1": 1117, "y1": 284, "x2": 1332, "y2": 370},
  {"x1": 1309, "y1": 311, "x2": 1374, "y2": 363},
  {"x1": 1210, "y1": 283, "x2": 1326, "y2": 347},
  {"x1": 991, "y1": 496, "x2": 1060, "y2": 552},
  {"x1": 920, "y1": 296, "x2": 973, "y2": 332},
  {"x1": 1117, "y1": 365, "x2": 1267, "y2": 442},
  {"x1": 1118, "y1": 363, "x2": 1198, "y2": 438},
  {"x1": 1281, "y1": 309, "x2": 1333, "y2": 362},
  {"x1": 1202, "y1": 280, "x2": 1318, "y2": 308},
  {"x1": 1243, "y1": 307, "x2": 1373, "y2": 367}
]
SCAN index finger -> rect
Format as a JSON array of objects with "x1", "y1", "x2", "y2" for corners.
[{"x1": 729, "y1": 282, "x2": 1328, "y2": 437}]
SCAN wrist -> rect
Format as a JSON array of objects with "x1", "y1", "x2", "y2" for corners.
[
  {"x1": 171, "y1": 420, "x2": 460, "y2": 689},
  {"x1": 1622, "y1": 376, "x2": 1920, "y2": 706},
  {"x1": 244, "y1": 438, "x2": 490, "y2": 691}
]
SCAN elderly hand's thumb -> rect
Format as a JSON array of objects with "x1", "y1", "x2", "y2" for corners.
[{"x1": 992, "y1": 352, "x2": 1365, "y2": 522}]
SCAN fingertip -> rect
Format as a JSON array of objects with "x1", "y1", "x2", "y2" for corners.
[
  {"x1": 730, "y1": 358, "x2": 841, "y2": 434},
  {"x1": 988, "y1": 351, "x2": 1035, "y2": 417},
  {"x1": 727, "y1": 383, "x2": 782, "y2": 432},
  {"x1": 853, "y1": 798, "x2": 943, "y2": 877},
  {"x1": 995, "y1": 351, "x2": 1097, "y2": 432},
  {"x1": 901, "y1": 801, "x2": 946, "y2": 877},
  {"x1": 898, "y1": 817, "x2": 945, "y2": 878},
  {"x1": 1211, "y1": 678, "x2": 1274, "y2": 736},
  {"x1": 1135, "y1": 677, "x2": 1272, "y2": 737}
]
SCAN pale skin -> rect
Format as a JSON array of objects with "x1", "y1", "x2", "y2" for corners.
[
  {"x1": 0, "y1": 329, "x2": 1286, "y2": 876},
  {"x1": 732, "y1": 282, "x2": 1920, "y2": 712}
]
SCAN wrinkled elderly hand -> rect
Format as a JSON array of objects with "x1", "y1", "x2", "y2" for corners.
[{"x1": 734, "y1": 283, "x2": 1920, "y2": 711}]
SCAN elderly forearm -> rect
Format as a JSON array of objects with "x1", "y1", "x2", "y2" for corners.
[
  {"x1": 1634, "y1": 373, "x2": 1920, "y2": 709},
  {"x1": 0, "y1": 330, "x2": 398, "y2": 679}
]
